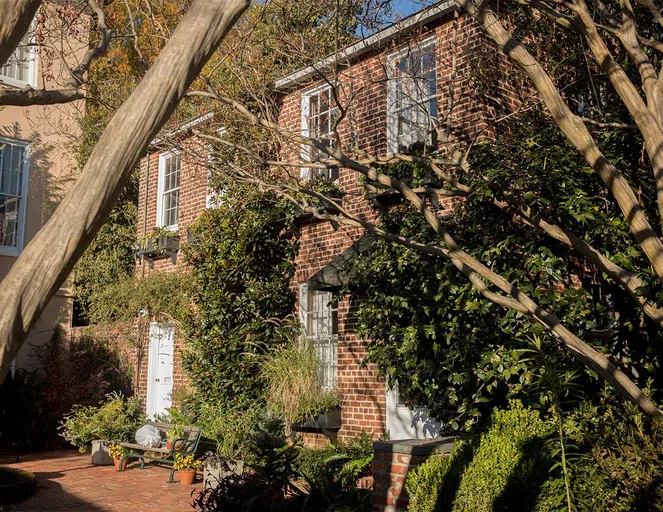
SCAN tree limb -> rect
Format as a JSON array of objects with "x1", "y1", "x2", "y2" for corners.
[{"x1": 0, "y1": 0, "x2": 250, "y2": 382}]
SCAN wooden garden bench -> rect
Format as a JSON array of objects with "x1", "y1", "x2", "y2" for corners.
[{"x1": 117, "y1": 421, "x2": 202, "y2": 483}]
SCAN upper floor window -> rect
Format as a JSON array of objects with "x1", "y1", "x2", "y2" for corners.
[
  {"x1": 387, "y1": 38, "x2": 437, "y2": 153},
  {"x1": 300, "y1": 284, "x2": 338, "y2": 390},
  {"x1": 157, "y1": 152, "x2": 180, "y2": 230},
  {"x1": 301, "y1": 85, "x2": 339, "y2": 181},
  {"x1": 1, "y1": 26, "x2": 37, "y2": 88},
  {"x1": 0, "y1": 139, "x2": 29, "y2": 256}
]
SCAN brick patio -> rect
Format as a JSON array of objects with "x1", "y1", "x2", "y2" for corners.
[{"x1": 1, "y1": 450, "x2": 202, "y2": 511}]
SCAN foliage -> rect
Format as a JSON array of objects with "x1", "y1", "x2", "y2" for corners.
[
  {"x1": 261, "y1": 339, "x2": 342, "y2": 426},
  {"x1": 86, "y1": 270, "x2": 191, "y2": 327},
  {"x1": 350, "y1": 115, "x2": 663, "y2": 431},
  {"x1": 72, "y1": 172, "x2": 138, "y2": 325},
  {"x1": 181, "y1": 188, "x2": 297, "y2": 409},
  {"x1": 59, "y1": 393, "x2": 144, "y2": 452},
  {"x1": 404, "y1": 401, "x2": 552, "y2": 512},
  {"x1": 197, "y1": 402, "x2": 263, "y2": 460},
  {"x1": 174, "y1": 453, "x2": 202, "y2": 471},
  {"x1": 107, "y1": 444, "x2": 125, "y2": 459},
  {"x1": 453, "y1": 401, "x2": 552, "y2": 511},
  {"x1": 295, "y1": 431, "x2": 374, "y2": 489},
  {"x1": 0, "y1": 327, "x2": 132, "y2": 450},
  {"x1": 405, "y1": 443, "x2": 468, "y2": 512},
  {"x1": 191, "y1": 418, "x2": 372, "y2": 512}
]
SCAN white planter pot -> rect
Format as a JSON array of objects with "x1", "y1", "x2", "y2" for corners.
[
  {"x1": 203, "y1": 460, "x2": 243, "y2": 489},
  {"x1": 91, "y1": 440, "x2": 114, "y2": 466}
]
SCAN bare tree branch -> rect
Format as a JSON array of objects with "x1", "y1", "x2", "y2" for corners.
[{"x1": 0, "y1": 0, "x2": 41, "y2": 68}]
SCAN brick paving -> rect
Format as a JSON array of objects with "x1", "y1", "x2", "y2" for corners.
[{"x1": 1, "y1": 450, "x2": 202, "y2": 511}]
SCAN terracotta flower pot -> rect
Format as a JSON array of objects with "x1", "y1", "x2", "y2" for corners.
[
  {"x1": 113, "y1": 458, "x2": 128, "y2": 471},
  {"x1": 166, "y1": 441, "x2": 172, "y2": 450},
  {"x1": 178, "y1": 469, "x2": 196, "y2": 485}
]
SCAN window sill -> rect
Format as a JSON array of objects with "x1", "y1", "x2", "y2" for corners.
[
  {"x1": 0, "y1": 246, "x2": 21, "y2": 257},
  {"x1": 0, "y1": 76, "x2": 33, "y2": 89}
]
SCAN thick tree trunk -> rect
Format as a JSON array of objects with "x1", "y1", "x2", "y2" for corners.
[
  {"x1": 0, "y1": 0, "x2": 249, "y2": 381},
  {"x1": 0, "y1": 0, "x2": 42, "y2": 68}
]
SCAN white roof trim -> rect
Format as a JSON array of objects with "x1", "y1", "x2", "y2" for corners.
[
  {"x1": 150, "y1": 112, "x2": 215, "y2": 146},
  {"x1": 272, "y1": 1, "x2": 455, "y2": 92}
]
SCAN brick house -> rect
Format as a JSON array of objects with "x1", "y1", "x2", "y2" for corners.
[{"x1": 134, "y1": 0, "x2": 520, "y2": 441}]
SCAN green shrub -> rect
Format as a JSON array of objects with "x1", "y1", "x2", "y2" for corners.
[
  {"x1": 261, "y1": 340, "x2": 342, "y2": 426},
  {"x1": 296, "y1": 431, "x2": 374, "y2": 488},
  {"x1": 453, "y1": 401, "x2": 552, "y2": 511},
  {"x1": 405, "y1": 450, "x2": 455, "y2": 512},
  {"x1": 198, "y1": 402, "x2": 263, "y2": 460},
  {"x1": 181, "y1": 190, "x2": 297, "y2": 410},
  {"x1": 59, "y1": 392, "x2": 144, "y2": 452}
]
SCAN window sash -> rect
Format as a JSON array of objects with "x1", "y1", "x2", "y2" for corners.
[
  {"x1": 0, "y1": 27, "x2": 36, "y2": 86},
  {"x1": 301, "y1": 86, "x2": 340, "y2": 181},
  {"x1": 0, "y1": 140, "x2": 28, "y2": 251},
  {"x1": 388, "y1": 40, "x2": 438, "y2": 152},
  {"x1": 300, "y1": 285, "x2": 339, "y2": 390},
  {"x1": 158, "y1": 153, "x2": 180, "y2": 228}
]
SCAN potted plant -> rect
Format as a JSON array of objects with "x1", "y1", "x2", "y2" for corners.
[
  {"x1": 261, "y1": 340, "x2": 343, "y2": 436},
  {"x1": 173, "y1": 453, "x2": 201, "y2": 485},
  {"x1": 59, "y1": 393, "x2": 144, "y2": 465},
  {"x1": 166, "y1": 424, "x2": 184, "y2": 450},
  {"x1": 108, "y1": 444, "x2": 128, "y2": 471}
]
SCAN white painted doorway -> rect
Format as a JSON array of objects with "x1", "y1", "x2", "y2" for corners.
[
  {"x1": 146, "y1": 322, "x2": 175, "y2": 419},
  {"x1": 386, "y1": 380, "x2": 442, "y2": 440}
]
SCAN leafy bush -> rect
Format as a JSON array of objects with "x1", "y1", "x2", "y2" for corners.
[
  {"x1": 181, "y1": 189, "x2": 297, "y2": 410},
  {"x1": 404, "y1": 402, "x2": 552, "y2": 512},
  {"x1": 0, "y1": 327, "x2": 132, "y2": 451},
  {"x1": 405, "y1": 447, "x2": 458, "y2": 512},
  {"x1": 261, "y1": 340, "x2": 342, "y2": 426},
  {"x1": 198, "y1": 402, "x2": 263, "y2": 460},
  {"x1": 453, "y1": 401, "x2": 552, "y2": 511},
  {"x1": 59, "y1": 392, "x2": 144, "y2": 452}
]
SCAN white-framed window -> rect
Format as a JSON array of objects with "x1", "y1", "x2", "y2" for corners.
[
  {"x1": 157, "y1": 151, "x2": 180, "y2": 230},
  {"x1": 0, "y1": 25, "x2": 37, "y2": 88},
  {"x1": 387, "y1": 37, "x2": 438, "y2": 153},
  {"x1": 301, "y1": 85, "x2": 340, "y2": 181},
  {"x1": 0, "y1": 138, "x2": 30, "y2": 257},
  {"x1": 300, "y1": 284, "x2": 338, "y2": 389}
]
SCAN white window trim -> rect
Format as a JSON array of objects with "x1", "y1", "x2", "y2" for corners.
[
  {"x1": 386, "y1": 35, "x2": 437, "y2": 154},
  {"x1": 300, "y1": 84, "x2": 339, "y2": 182},
  {"x1": 0, "y1": 137, "x2": 30, "y2": 258},
  {"x1": 0, "y1": 25, "x2": 38, "y2": 89},
  {"x1": 156, "y1": 150, "x2": 180, "y2": 231},
  {"x1": 299, "y1": 283, "x2": 339, "y2": 390}
]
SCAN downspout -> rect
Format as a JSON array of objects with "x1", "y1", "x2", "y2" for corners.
[{"x1": 141, "y1": 149, "x2": 151, "y2": 278}]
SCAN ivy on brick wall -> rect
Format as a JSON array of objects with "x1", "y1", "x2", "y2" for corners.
[
  {"x1": 349, "y1": 116, "x2": 663, "y2": 432},
  {"x1": 180, "y1": 185, "x2": 298, "y2": 409}
]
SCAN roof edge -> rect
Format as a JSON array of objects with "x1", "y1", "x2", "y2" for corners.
[{"x1": 272, "y1": 1, "x2": 456, "y2": 92}]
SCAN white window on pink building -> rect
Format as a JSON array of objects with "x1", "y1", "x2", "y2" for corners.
[
  {"x1": 301, "y1": 85, "x2": 340, "y2": 182},
  {"x1": 0, "y1": 26, "x2": 37, "y2": 88},
  {"x1": 387, "y1": 37, "x2": 437, "y2": 153},
  {"x1": 157, "y1": 152, "x2": 180, "y2": 230},
  {"x1": 0, "y1": 139, "x2": 29, "y2": 256},
  {"x1": 300, "y1": 284, "x2": 338, "y2": 389}
]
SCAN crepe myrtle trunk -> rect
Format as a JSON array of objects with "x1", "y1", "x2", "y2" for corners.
[{"x1": 0, "y1": 0, "x2": 250, "y2": 382}]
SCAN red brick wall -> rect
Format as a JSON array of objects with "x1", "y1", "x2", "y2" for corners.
[
  {"x1": 278, "y1": 13, "x2": 513, "y2": 441},
  {"x1": 131, "y1": 11, "x2": 521, "y2": 433},
  {"x1": 134, "y1": 137, "x2": 209, "y2": 408}
]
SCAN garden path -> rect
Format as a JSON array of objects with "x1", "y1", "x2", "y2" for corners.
[{"x1": 1, "y1": 450, "x2": 201, "y2": 511}]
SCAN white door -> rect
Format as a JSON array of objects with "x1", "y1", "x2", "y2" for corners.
[
  {"x1": 386, "y1": 380, "x2": 442, "y2": 440},
  {"x1": 146, "y1": 322, "x2": 175, "y2": 419}
]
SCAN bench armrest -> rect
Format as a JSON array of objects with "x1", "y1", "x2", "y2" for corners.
[
  {"x1": 119, "y1": 431, "x2": 133, "y2": 443},
  {"x1": 171, "y1": 437, "x2": 194, "y2": 455}
]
